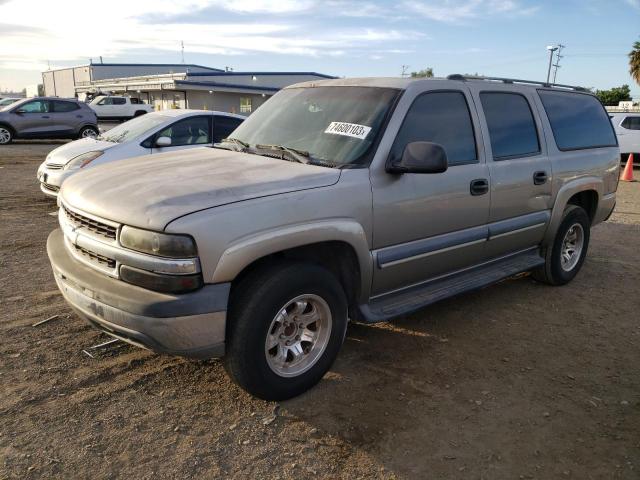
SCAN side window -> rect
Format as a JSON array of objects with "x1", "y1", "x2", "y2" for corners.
[
  {"x1": 213, "y1": 116, "x2": 243, "y2": 143},
  {"x1": 18, "y1": 100, "x2": 50, "y2": 113},
  {"x1": 538, "y1": 90, "x2": 617, "y2": 150},
  {"x1": 52, "y1": 101, "x2": 79, "y2": 112},
  {"x1": 130, "y1": 98, "x2": 140, "y2": 104},
  {"x1": 389, "y1": 91, "x2": 477, "y2": 166},
  {"x1": 97, "y1": 97, "x2": 112, "y2": 105},
  {"x1": 112, "y1": 97, "x2": 126, "y2": 105},
  {"x1": 157, "y1": 116, "x2": 212, "y2": 146},
  {"x1": 480, "y1": 92, "x2": 540, "y2": 160},
  {"x1": 621, "y1": 116, "x2": 640, "y2": 131}
]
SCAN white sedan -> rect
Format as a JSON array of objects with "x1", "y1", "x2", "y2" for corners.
[{"x1": 36, "y1": 109, "x2": 245, "y2": 198}]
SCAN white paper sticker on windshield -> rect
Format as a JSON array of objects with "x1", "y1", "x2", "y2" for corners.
[{"x1": 324, "y1": 122, "x2": 372, "y2": 140}]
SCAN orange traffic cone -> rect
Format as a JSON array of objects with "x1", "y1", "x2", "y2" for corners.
[{"x1": 620, "y1": 153, "x2": 635, "y2": 182}]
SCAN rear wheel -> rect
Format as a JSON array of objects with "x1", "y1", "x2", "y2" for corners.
[
  {"x1": 533, "y1": 205, "x2": 591, "y2": 285},
  {"x1": 78, "y1": 126, "x2": 98, "y2": 139},
  {"x1": 0, "y1": 125, "x2": 13, "y2": 144},
  {"x1": 133, "y1": 110, "x2": 147, "y2": 117},
  {"x1": 224, "y1": 262, "x2": 348, "y2": 400}
]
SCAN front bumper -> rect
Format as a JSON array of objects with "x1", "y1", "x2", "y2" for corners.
[
  {"x1": 47, "y1": 229, "x2": 230, "y2": 359},
  {"x1": 37, "y1": 166, "x2": 74, "y2": 198}
]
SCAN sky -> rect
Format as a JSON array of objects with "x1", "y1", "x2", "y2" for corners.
[{"x1": 0, "y1": 0, "x2": 639, "y2": 97}]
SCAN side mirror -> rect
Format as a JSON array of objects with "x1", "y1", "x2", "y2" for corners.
[
  {"x1": 155, "y1": 136, "x2": 172, "y2": 148},
  {"x1": 387, "y1": 141, "x2": 448, "y2": 174}
]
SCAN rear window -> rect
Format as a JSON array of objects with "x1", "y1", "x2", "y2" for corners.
[
  {"x1": 538, "y1": 90, "x2": 617, "y2": 150},
  {"x1": 480, "y1": 92, "x2": 540, "y2": 160}
]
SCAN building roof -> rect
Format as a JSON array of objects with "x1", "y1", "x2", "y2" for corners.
[
  {"x1": 176, "y1": 80, "x2": 280, "y2": 93},
  {"x1": 88, "y1": 62, "x2": 224, "y2": 72},
  {"x1": 186, "y1": 71, "x2": 336, "y2": 79}
]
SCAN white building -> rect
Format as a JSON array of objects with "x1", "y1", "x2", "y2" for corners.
[{"x1": 42, "y1": 63, "x2": 335, "y2": 115}]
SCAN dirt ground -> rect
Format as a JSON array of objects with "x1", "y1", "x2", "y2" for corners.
[{"x1": 1, "y1": 142, "x2": 639, "y2": 480}]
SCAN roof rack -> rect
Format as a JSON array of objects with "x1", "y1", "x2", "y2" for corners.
[{"x1": 446, "y1": 74, "x2": 589, "y2": 92}]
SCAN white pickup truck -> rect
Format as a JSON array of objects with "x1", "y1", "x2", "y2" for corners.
[{"x1": 88, "y1": 96, "x2": 154, "y2": 121}]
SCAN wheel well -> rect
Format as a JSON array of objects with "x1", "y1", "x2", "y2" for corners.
[
  {"x1": 231, "y1": 241, "x2": 361, "y2": 317},
  {"x1": 567, "y1": 190, "x2": 598, "y2": 221},
  {"x1": 0, "y1": 122, "x2": 15, "y2": 135},
  {"x1": 134, "y1": 110, "x2": 147, "y2": 116}
]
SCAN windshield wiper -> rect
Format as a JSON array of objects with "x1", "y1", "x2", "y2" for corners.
[
  {"x1": 254, "y1": 144, "x2": 310, "y2": 165},
  {"x1": 214, "y1": 137, "x2": 250, "y2": 152}
]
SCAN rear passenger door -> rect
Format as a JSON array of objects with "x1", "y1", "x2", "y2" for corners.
[
  {"x1": 50, "y1": 100, "x2": 81, "y2": 135},
  {"x1": 371, "y1": 88, "x2": 490, "y2": 295},
  {"x1": 470, "y1": 87, "x2": 553, "y2": 259}
]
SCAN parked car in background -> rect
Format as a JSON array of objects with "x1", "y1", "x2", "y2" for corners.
[
  {"x1": 36, "y1": 110, "x2": 244, "y2": 197},
  {"x1": 88, "y1": 96, "x2": 154, "y2": 121},
  {"x1": 610, "y1": 112, "x2": 640, "y2": 164},
  {"x1": 0, "y1": 97, "x2": 98, "y2": 145},
  {"x1": 47, "y1": 75, "x2": 618, "y2": 400},
  {"x1": 0, "y1": 97, "x2": 21, "y2": 108}
]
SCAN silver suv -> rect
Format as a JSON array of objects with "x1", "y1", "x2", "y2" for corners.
[
  {"x1": 47, "y1": 76, "x2": 619, "y2": 400},
  {"x1": 0, "y1": 97, "x2": 98, "y2": 144}
]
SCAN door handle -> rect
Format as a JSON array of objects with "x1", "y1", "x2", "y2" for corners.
[
  {"x1": 470, "y1": 178, "x2": 489, "y2": 196},
  {"x1": 533, "y1": 170, "x2": 548, "y2": 185}
]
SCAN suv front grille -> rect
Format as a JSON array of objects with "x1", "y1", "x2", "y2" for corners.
[
  {"x1": 44, "y1": 164, "x2": 64, "y2": 170},
  {"x1": 72, "y1": 244, "x2": 116, "y2": 269},
  {"x1": 63, "y1": 205, "x2": 117, "y2": 240},
  {"x1": 42, "y1": 183, "x2": 60, "y2": 193}
]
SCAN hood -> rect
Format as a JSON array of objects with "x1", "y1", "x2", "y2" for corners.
[
  {"x1": 60, "y1": 147, "x2": 341, "y2": 231},
  {"x1": 46, "y1": 138, "x2": 116, "y2": 166}
]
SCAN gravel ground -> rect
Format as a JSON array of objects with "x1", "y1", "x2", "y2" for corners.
[{"x1": 1, "y1": 142, "x2": 639, "y2": 479}]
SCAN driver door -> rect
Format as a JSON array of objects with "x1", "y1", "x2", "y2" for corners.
[
  {"x1": 370, "y1": 89, "x2": 490, "y2": 295},
  {"x1": 11, "y1": 100, "x2": 56, "y2": 136}
]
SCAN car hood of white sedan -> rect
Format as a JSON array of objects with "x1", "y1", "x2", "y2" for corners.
[
  {"x1": 45, "y1": 138, "x2": 117, "y2": 166},
  {"x1": 60, "y1": 147, "x2": 342, "y2": 231}
]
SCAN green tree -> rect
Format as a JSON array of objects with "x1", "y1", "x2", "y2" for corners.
[
  {"x1": 595, "y1": 85, "x2": 632, "y2": 106},
  {"x1": 410, "y1": 68, "x2": 434, "y2": 78},
  {"x1": 630, "y1": 39, "x2": 640, "y2": 86}
]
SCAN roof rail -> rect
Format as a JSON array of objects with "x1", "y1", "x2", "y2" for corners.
[{"x1": 446, "y1": 74, "x2": 589, "y2": 92}]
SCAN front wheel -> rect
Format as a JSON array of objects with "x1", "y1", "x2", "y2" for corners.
[
  {"x1": 0, "y1": 125, "x2": 13, "y2": 144},
  {"x1": 533, "y1": 205, "x2": 591, "y2": 285},
  {"x1": 78, "y1": 126, "x2": 98, "y2": 139},
  {"x1": 224, "y1": 263, "x2": 348, "y2": 400}
]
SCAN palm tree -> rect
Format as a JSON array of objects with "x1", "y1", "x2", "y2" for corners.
[{"x1": 630, "y1": 39, "x2": 640, "y2": 86}]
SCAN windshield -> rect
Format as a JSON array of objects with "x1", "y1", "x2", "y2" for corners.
[
  {"x1": 228, "y1": 86, "x2": 399, "y2": 166},
  {"x1": 98, "y1": 114, "x2": 169, "y2": 143}
]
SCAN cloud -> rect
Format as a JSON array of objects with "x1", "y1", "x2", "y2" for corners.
[
  {"x1": 0, "y1": 0, "x2": 425, "y2": 71},
  {"x1": 625, "y1": 0, "x2": 640, "y2": 9},
  {"x1": 402, "y1": 0, "x2": 539, "y2": 23}
]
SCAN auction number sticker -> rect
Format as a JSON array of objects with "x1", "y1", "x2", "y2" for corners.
[{"x1": 324, "y1": 122, "x2": 372, "y2": 140}]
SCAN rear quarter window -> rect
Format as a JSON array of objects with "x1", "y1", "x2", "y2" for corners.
[{"x1": 538, "y1": 90, "x2": 617, "y2": 151}]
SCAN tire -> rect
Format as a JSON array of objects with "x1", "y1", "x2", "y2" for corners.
[
  {"x1": 78, "y1": 126, "x2": 98, "y2": 139},
  {"x1": 533, "y1": 205, "x2": 591, "y2": 286},
  {"x1": 0, "y1": 125, "x2": 13, "y2": 144},
  {"x1": 224, "y1": 262, "x2": 348, "y2": 400}
]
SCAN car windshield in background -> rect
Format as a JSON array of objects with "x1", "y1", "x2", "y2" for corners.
[
  {"x1": 227, "y1": 86, "x2": 400, "y2": 166},
  {"x1": 98, "y1": 114, "x2": 169, "y2": 143}
]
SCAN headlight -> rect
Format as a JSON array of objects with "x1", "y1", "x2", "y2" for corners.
[
  {"x1": 119, "y1": 226, "x2": 197, "y2": 258},
  {"x1": 64, "y1": 151, "x2": 104, "y2": 170}
]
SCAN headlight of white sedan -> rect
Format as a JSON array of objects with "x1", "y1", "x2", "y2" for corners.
[{"x1": 64, "y1": 151, "x2": 104, "y2": 170}]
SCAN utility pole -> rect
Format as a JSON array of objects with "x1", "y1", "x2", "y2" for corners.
[
  {"x1": 552, "y1": 44, "x2": 565, "y2": 84},
  {"x1": 180, "y1": 41, "x2": 185, "y2": 63},
  {"x1": 401, "y1": 65, "x2": 409, "y2": 77},
  {"x1": 546, "y1": 45, "x2": 558, "y2": 84}
]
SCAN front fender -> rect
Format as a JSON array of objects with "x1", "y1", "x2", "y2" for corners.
[{"x1": 211, "y1": 219, "x2": 373, "y2": 302}]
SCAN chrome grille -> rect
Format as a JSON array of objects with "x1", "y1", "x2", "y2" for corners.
[
  {"x1": 63, "y1": 205, "x2": 117, "y2": 240},
  {"x1": 45, "y1": 164, "x2": 64, "y2": 170},
  {"x1": 72, "y1": 244, "x2": 116, "y2": 268}
]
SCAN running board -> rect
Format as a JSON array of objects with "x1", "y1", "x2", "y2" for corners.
[{"x1": 359, "y1": 248, "x2": 544, "y2": 323}]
